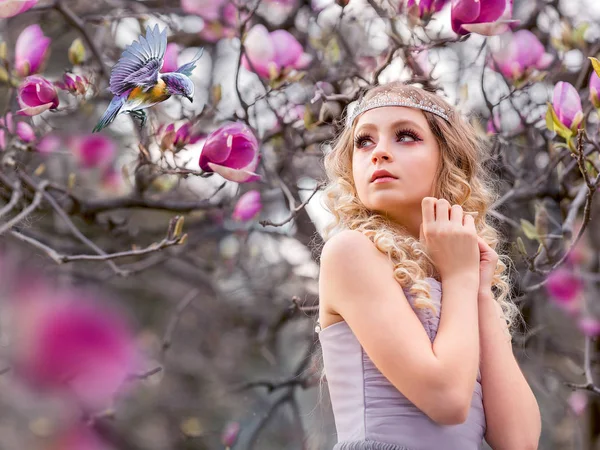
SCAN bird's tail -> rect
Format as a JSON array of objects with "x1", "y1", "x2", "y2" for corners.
[{"x1": 93, "y1": 95, "x2": 125, "y2": 133}]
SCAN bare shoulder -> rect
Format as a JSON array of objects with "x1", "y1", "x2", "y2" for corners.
[
  {"x1": 318, "y1": 229, "x2": 399, "y2": 321},
  {"x1": 320, "y1": 229, "x2": 381, "y2": 268}
]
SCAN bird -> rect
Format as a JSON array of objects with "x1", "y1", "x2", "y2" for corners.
[{"x1": 93, "y1": 24, "x2": 204, "y2": 133}]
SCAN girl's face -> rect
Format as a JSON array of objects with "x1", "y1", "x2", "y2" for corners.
[{"x1": 351, "y1": 106, "x2": 441, "y2": 236}]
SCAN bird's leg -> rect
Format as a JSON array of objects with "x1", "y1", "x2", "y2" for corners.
[
  {"x1": 139, "y1": 110, "x2": 147, "y2": 128},
  {"x1": 128, "y1": 110, "x2": 147, "y2": 129}
]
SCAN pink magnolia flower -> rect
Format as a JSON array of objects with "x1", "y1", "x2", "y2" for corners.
[
  {"x1": 406, "y1": 0, "x2": 449, "y2": 17},
  {"x1": 545, "y1": 267, "x2": 583, "y2": 312},
  {"x1": 0, "y1": 0, "x2": 37, "y2": 18},
  {"x1": 16, "y1": 75, "x2": 59, "y2": 116},
  {"x1": 16, "y1": 121, "x2": 34, "y2": 142},
  {"x1": 12, "y1": 291, "x2": 139, "y2": 410},
  {"x1": 232, "y1": 190, "x2": 262, "y2": 222},
  {"x1": 68, "y1": 134, "x2": 116, "y2": 169},
  {"x1": 161, "y1": 43, "x2": 180, "y2": 73},
  {"x1": 15, "y1": 24, "x2": 51, "y2": 77},
  {"x1": 452, "y1": 0, "x2": 517, "y2": 36},
  {"x1": 589, "y1": 71, "x2": 600, "y2": 108},
  {"x1": 199, "y1": 122, "x2": 261, "y2": 183},
  {"x1": 578, "y1": 317, "x2": 600, "y2": 337},
  {"x1": 55, "y1": 72, "x2": 91, "y2": 96},
  {"x1": 242, "y1": 24, "x2": 312, "y2": 79},
  {"x1": 157, "y1": 122, "x2": 205, "y2": 152},
  {"x1": 553, "y1": 81, "x2": 583, "y2": 130},
  {"x1": 490, "y1": 30, "x2": 553, "y2": 80}
]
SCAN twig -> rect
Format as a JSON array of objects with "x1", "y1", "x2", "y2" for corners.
[
  {"x1": 259, "y1": 182, "x2": 324, "y2": 227},
  {"x1": 161, "y1": 288, "x2": 200, "y2": 355},
  {"x1": 54, "y1": 0, "x2": 110, "y2": 80},
  {"x1": 0, "y1": 181, "x2": 48, "y2": 235},
  {"x1": 0, "y1": 182, "x2": 21, "y2": 220},
  {"x1": 10, "y1": 229, "x2": 185, "y2": 263},
  {"x1": 17, "y1": 172, "x2": 127, "y2": 277}
]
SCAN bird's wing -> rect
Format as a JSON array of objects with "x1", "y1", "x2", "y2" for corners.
[
  {"x1": 109, "y1": 24, "x2": 167, "y2": 96},
  {"x1": 175, "y1": 47, "x2": 204, "y2": 77}
]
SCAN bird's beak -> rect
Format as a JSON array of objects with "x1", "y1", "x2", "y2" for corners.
[{"x1": 186, "y1": 95, "x2": 193, "y2": 103}]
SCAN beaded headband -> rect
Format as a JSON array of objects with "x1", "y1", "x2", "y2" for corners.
[{"x1": 346, "y1": 89, "x2": 451, "y2": 127}]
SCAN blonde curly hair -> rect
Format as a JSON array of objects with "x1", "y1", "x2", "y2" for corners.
[{"x1": 310, "y1": 82, "x2": 520, "y2": 415}]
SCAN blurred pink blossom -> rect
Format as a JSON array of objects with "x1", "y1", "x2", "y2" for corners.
[
  {"x1": 16, "y1": 121, "x2": 35, "y2": 142},
  {"x1": 578, "y1": 317, "x2": 600, "y2": 337},
  {"x1": 0, "y1": 112, "x2": 14, "y2": 132},
  {"x1": 199, "y1": 122, "x2": 261, "y2": 183},
  {"x1": 568, "y1": 391, "x2": 587, "y2": 416},
  {"x1": 545, "y1": 267, "x2": 583, "y2": 312},
  {"x1": 552, "y1": 81, "x2": 583, "y2": 130},
  {"x1": 48, "y1": 425, "x2": 114, "y2": 450},
  {"x1": 221, "y1": 421, "x2": 241, "y2": 448},
  {"x1": 12, "y1": 291, "x2": 139, "y2": 410},
  {"x1": 242, "y1": 24, "x2": 312, "y2": 79},
  {"x1": 589, "y1": 71, "x2": 600, "y2": 109},
  {"x1": 37, "y1": 133, "x2": 62, "y2": 153},
  {"x1": 0, "y1": 112, "x2": 15, "y2": 149},
  {"x1": 181, "y1": 0, "x2": 227, "y2": 21},
  {"x1": 16, "y1": 75, "x2": 59, "y2": 116},
  {"x1": 452, "y1": 0, "x2": 517, "y2": 36},
  {"x1": 68, "y1": 134, "x2": 116, "y2": 169},
  {"x1": 0, "y1": 0, "x2": 37, "y2": 19},
  {"x1": 161, "y1": 43, "x2": 180, "y2": 73},
  {"x1": 15, "y1": 24, "x2": 51, "y2": 77},
  {"x1": 490, "y1": 30, "x2": 553, "y2": 80},
  {"x1": 232, "y1": 190, "x2": 262, "y2": 222}
]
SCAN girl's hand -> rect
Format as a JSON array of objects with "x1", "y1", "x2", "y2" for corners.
[{"x1": 476, "y1": 235, "x2": 499, "y2": 296}]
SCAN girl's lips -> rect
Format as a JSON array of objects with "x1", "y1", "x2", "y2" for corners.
[{"x1": 372, "y1": 176, "x2": 397, "y2": 184}]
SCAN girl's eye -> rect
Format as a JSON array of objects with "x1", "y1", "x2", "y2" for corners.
[
  {"x1": 395, "y1": 129, "x2": 421, "y2": 142},
  {"x1": 354, "y1": 129, "x2": 422, "y2": 148},
  {"x1": 354, "y1": 134, "x2": 372, "y2": 148}
]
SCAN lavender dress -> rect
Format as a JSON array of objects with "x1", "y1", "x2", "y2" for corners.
[{"x1": 317, "y1": 277, "x2": 486, "y2": 450}]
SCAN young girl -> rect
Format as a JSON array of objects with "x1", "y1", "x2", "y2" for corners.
[{"x1": 315, "y1": 82, "x2": 541, "y2": 449}]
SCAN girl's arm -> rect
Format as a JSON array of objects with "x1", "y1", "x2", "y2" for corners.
[{"x1": 479, "y1": 289, "x2": 541, "y2": 450}]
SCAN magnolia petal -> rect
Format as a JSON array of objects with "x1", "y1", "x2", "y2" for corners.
[
  {"x1": 243, "y1": 24, "x2": 276, "y2": 78},
  {"x1": 0, "y1": 0, "x2": 38, "y2": 19},
  {"x1": 16, "y1": 102, "x2": 53, "y2": 116},
  {"x1": 294, "y1": 52, "x2": 313, "y2": 70},
  {"x1": 207, "y1": 162, "x2": 261, "y2": 183},
  {"x1": 16, "y1": 121, "x2": 35, "y2": 142},
  {"x1": 271, "y1": 29, "x2": 304, "y2": 69},
  {"x1": 536, "y1": 52, "x2": 554, "y2": 70},
  {"x1": 461, "y1": 19, "x2": 518, "y2": 35},
  {"x1": 232, "y1": 190, "x2": 262, "y2": 221}
]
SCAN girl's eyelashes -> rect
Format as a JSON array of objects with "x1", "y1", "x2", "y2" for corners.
[{"x1": 353, "y1": 128, "x2": 423, "y2": 148}]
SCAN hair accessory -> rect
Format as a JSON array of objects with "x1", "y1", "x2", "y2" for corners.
[{"x1": 346, "y1": 89, "x2": 451, "y2": 127}]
